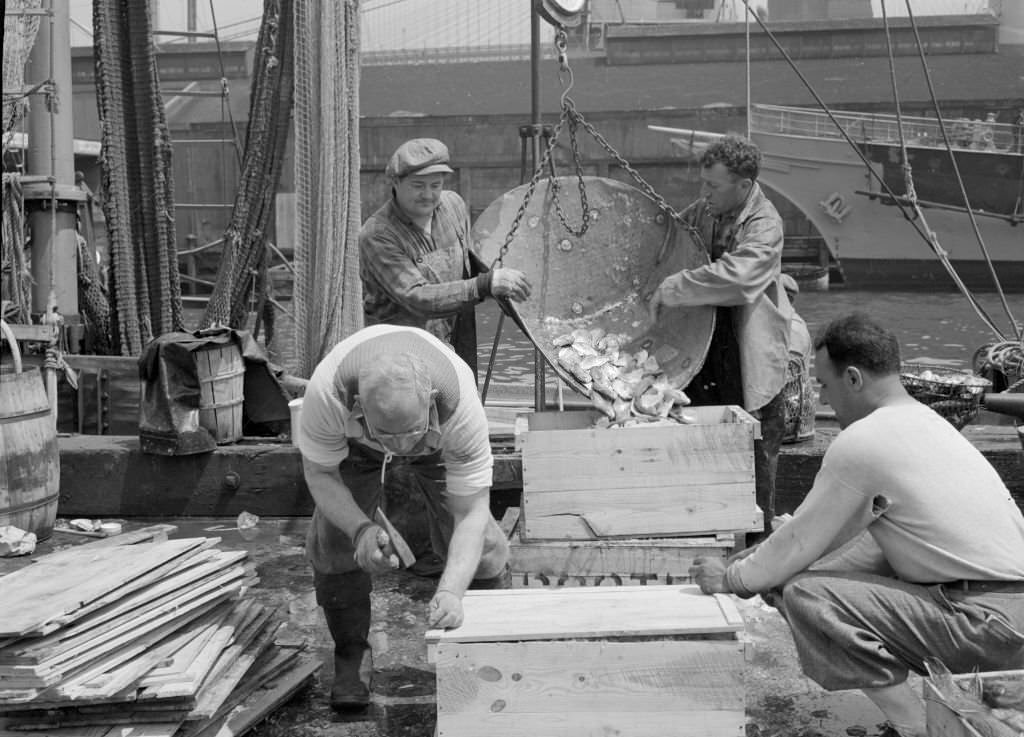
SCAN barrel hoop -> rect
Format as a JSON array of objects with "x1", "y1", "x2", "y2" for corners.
[
  {"x1": 197, "y1": 367, "x2": 246, "y2": 383},
  {"x1": 0, "y1": 492, "x2": 60, "y2": 517},
  {"x1": 0, "y1": 407, "x2": 51, "y2": 424},
  {"x1": 202, "y1": 399, "x2": 244, "y2": 410}
]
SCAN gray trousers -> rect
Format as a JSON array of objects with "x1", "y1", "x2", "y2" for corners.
[{"x1": 779, "y1": 571, "x2": 1024, "y2": 690}]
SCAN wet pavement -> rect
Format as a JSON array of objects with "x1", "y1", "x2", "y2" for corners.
[{"x1": 4, "y1": 517, "x2": 920, "y2": 737}]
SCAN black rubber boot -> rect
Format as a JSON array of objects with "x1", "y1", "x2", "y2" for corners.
[{"x1": 318, "y1": 572, "x2": 373, "y2": 713}]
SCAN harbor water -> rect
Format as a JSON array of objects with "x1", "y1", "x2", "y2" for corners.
[{"x1": 474, "y1": 289, "x2": 1024, "y2": 391}]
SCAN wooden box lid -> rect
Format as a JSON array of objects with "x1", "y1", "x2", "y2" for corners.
[{"x1": 426, "y1": 585, "x2": 745, "y2": 645}]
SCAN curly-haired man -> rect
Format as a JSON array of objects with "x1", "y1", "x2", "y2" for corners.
[{"x1": 649, "y1": 134, "x2": 793, "y2": 539}]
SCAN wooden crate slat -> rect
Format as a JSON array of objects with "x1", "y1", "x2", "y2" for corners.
[
  {"x1": 523, "y1": 483, "x2": 759, "y2": 540},
  {"x1": 0, "y1": 539, "x2": 210, "y2": 637},
  {"x1": 521, "y1": 427, "x2": 754, "y2": 493},
  {"x1": 427, "y1": 585, "x2": 743, "y2": 644},
  {"x1": 509, "y1": 533, "x2": 731, "y2": 579},
  {"x1": 436, "y1": 639, "x2": 744, "y2": 714},
  {"x1": 436, "y1": 708, "x2": 745, "y2": 737}
]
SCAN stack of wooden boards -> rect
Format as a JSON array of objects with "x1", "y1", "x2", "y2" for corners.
[
  {"x1": 0, "y1": 527, "x2": 320, "y2": 737},
  {"x1": 508, "y1": 406, "x2": 762, "y2": 587}
]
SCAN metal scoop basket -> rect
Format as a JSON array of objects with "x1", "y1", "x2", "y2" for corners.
[
  {"x1": 899, "y1": 363, "x2": 991, "y2": 430},
  {"x1": 472, "y1": 176, "x2": 715, "y2": 401}
]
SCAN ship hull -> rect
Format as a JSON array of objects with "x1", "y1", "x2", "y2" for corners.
[{"x1": 751, "y1": 129, "x2": 1023, "y2": 291}]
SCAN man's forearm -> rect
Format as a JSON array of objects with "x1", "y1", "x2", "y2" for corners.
[
  {"x1": 303, "y1": 462, "x2": 372, "y2": 541},
  {"x1": 436, "y1": 504, "x2": 488, "y2": 597}
]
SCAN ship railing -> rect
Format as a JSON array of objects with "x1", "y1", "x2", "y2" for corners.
[{"x1": 751, "y1": 104, "x2": 1022, "y2": 154}]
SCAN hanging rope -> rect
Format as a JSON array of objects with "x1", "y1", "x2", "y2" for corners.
[
  {"x1": 292, "y1": 0, "x2": 363, "y2": 377},
  {"x1": 201, "y1": 0, "x2": 294, "y2": 330},
  {"x1": 900, "y1": 0, "x2": 1020, "y2": 342},
  {"x1": 878, "y1": 2, "x2": 1005, "y2": 341},
  {"x1": 738, "y1": 0, "x2": 1009, "y2": 342},
  {"x1": 93, "y1": 0, "x2": 184, "y2": 355},
  {"x1": 1, "y1": 175, "x2": 32, "y2": 323}
]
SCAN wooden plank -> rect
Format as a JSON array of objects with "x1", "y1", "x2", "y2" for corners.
[
  {"x1": 18, "y1": 542, "x2": 224, "y2": 637},
  {"x1": 497, "y1": 507, "x2": 520, "y2": 539},
  {"x1": 520, "y1": 424, "x2": 755, "y2": 493},
  {"x1": 436, "y1": 709, "x2": 745, "y2": 737},
  {"x1": 189, "y1": 655, "x2": 320, "y2": 737},
  {"x1": 435, "y1": 639, "x2": 744, "y2": 714},
  {"x1": 9, "y1": 567, "x2": 246, "y2": 676},
  {"x1": 426, "y1": 585, "x2": 744, "y2": 644},
  {"x1": 186, "y1": 615, "x2": 280, "y2": 720},
  {"x1": 0, "y1": 724, "x2": 111, "y2": 737},
  {"x1": 509, "y1": 533, "x2": 731, "y2": 581},
  {"x1": 72, "y1": 524, "x2": 178, "y2": 550},
  {"x1": 0, "y1": 539, "x2": 211, "y2": 637},
  {"x1": 522, "y1": 483, "x2": 761, "y2": 540},
  {"x1": 174, "y1": 646, "x2": 307, "y2": 737},
  {"x1": 35, "y1": 589, "x2": 240, "y2": 698},
  {"x1": 3, "y1": 553, "x2": 246, "y2": 665},
  {"x1": 46, "y1": 596, "x2": 233, "y2": 700},
  {"x1": 48, "y1": 428, "x2": 1024, "y2": 519}
]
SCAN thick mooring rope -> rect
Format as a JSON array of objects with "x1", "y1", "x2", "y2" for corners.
[
  {"x1": 93, "y1": 0, "x2": 183, "y2": 355},
  {"x1": 201, "y1": 0, "x2": 295, "y2": 331},
  {"x1": 292, "y1": 0, "x2": 363, "y2": 377}
]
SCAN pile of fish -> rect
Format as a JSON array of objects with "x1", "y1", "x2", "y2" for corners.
[{"x1": 553, "y1": 327, "x2": 696, "y2": 428}]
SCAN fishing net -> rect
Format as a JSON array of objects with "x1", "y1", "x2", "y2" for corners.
[
  {"x1": 201, "y1": 0, "x2": 295, "y2": 332},
  {"x1": 94, "y1": 0, "x2": 184, "y2": 355},
  {"x1": 292, "y1": 0, "x2": 363, "y2": 377},
  {"x1": 2, "y1": 0, "x2": 42, "y2": 142},
  {"x1": 1, "y1": 175, "x2": 32, "y2": 323}
]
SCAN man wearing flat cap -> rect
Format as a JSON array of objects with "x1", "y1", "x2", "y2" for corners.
[
  {"x1": 360, "y1": 137, "x2": 532, "y2": 377},
  {"x1": 298, "y1": 324, "x2": 511, "y2": 712}
]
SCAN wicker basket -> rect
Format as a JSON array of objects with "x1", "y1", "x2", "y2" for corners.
[{"x1": 900, "y1": 363, "x2": 990, "y2": 431}]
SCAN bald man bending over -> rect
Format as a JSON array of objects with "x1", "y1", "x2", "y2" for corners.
[{"x1": 297, "y1": 325, "x2": 510, "y2": 712}]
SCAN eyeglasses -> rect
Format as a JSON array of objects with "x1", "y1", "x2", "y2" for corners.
[{"x1": 354, "y1": 398, "x2": 441, "y2": 456}]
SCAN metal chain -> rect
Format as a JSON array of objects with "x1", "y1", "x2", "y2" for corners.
[
  {"x1": 494, "y1": 28, "x2": 703, "y2": 266},
  {"x1": 546, "y1": 103, "x2": 590, "y2": 238},
  {"x1": 493, "y1": 111, "x2": 570, "y2": 267}
]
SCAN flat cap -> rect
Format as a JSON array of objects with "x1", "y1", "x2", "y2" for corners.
[{"x1": 385, "y1": 138, "x2": 454, "y2": 179}]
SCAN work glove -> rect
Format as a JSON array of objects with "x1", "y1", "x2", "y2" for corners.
[
  {"x1": 353, "y1": 524, "x2": 399, "y2": 574},
  {"x1": 490, "y1": 268, "x2": 532, "y2": 302}
]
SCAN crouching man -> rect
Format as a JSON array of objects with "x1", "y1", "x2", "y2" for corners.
[
  {"x1": 689, "y1": 313, "x2": 1024, "y2": 737},
  {"x1": 297, "y1": 324, "x2": 511, "y2": 712}
]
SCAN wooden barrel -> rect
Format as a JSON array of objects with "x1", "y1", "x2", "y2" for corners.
[
  {"x1": 0, "y1": 326, "x2": 60, "y2": 541},
  {"x1": 195, "y1": 343, "x2": 245, "y2": 444}
]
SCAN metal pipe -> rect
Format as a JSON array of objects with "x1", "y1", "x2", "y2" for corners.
[
  {"x1": 530, "y1": 1, "x2": 546, "y2": 412},
  {"x1": 25, "y1": 0, "x2": 79, "y2": 321}
]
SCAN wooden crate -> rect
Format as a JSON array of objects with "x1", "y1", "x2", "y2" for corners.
[
  {"x1": 515, "y1": 406, "x2": 762, "y2": 541},
  {"x1": 509, "y1": 527, "x2": 735, "y2": 588},
  {"x1": 925, "y1": 669, "x2": 1024, "y2": 737},
  {"x1": 426, "y1": 586, "x2": 747, "y2": 737}
]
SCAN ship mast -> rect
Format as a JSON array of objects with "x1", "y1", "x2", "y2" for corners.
[{"x1": 23, "y1": 0, "x2": 81, "y2": 330}]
